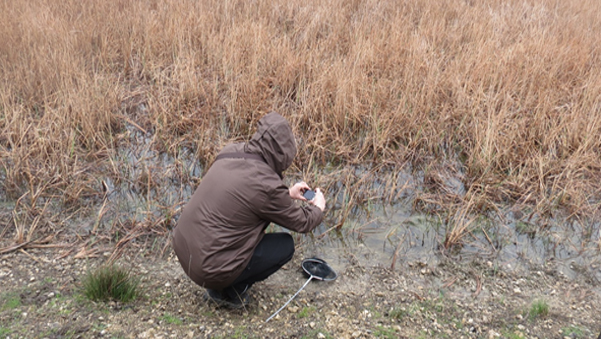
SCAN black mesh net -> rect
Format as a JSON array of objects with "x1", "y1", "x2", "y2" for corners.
[{"x1": 302, "y1": 258, "x2": 337, "y2": 281}]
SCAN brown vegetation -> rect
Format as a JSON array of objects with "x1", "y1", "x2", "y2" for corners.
[{"x1": 1, "y1": 0, "x2": 601, "y2": 248}]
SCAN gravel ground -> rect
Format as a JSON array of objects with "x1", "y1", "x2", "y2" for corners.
[{"x1": 1, "y1": 242, "x2": 600, "y2": 339}]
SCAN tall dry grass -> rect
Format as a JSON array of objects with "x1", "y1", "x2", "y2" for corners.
[{"x1": 1, "y1": 0, "x2": 601, "y2": 245}]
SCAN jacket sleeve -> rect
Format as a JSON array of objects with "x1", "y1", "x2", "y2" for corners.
[{"x1": 257, "y1": 183, "x2": 323, "y2": 233}]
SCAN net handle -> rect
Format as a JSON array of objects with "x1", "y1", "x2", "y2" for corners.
[
  {"x1": 266, "y1": 258, "x2": 337, "y2": 322},
  {"x1": 265, "y1": 276, "x2": 313, "y2": 322}
]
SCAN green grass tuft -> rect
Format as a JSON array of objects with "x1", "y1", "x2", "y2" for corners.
[
  {"x1": 528, "y1": 299, "x2": 549, "y2": 320},
  {"x1": 373, "y1": 325, "x2": 397, "y2": 338},
  {"x1": 161, "y1": 313, "x2": 183, "y2": 325},
  {"x1": 561, "y1": 325, "x2": 584, "y2": 338},
  {"x1": 388, "y1": 307, "x2": 407, "y2": 320},
  {"x1": 0, "y1": 326, "x2": 12, "y2": 337},
  {"x1": 82, "y1": 264, "x2": 140, "y2": 302},
  {"x1": 298, "y1": 306, "x2": 316, "y2": 318},
  {"x1": 1, "y1": 294, "x2": 21, "y2": 310},
  {"x1": 502, "y1": 330, "x2": 526, "y2": 339}
]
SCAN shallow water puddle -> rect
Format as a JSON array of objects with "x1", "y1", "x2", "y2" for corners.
[
  {"x1": 299, "y1": 205, "x2": 439, "y2": 272},
  {"x1": 98, "y1": 126, "x2": 601, "y2": 284},
  {"x1": 300, "y1": 204, "x2": 601, "y2": 284},
  {"x1": 100, "y1": 126, "x2": 201, "y2": 229}
]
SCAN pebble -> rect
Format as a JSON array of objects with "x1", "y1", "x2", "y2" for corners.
[
  {"x1": 138, "y1": 329, "x2": 156, "y2": 338},
  {"x1": 488, "y1": 330, "x2": 500, "y2": 338},
  {"x1": 3, "y1": 243, "x2": 599, "y2": 339}
]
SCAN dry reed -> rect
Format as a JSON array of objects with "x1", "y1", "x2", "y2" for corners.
[{"x1": 1, "y1": 0, "x2": 601, "y2": 247}]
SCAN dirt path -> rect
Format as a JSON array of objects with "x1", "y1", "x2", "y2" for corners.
[{"x1": 1, "y1": 243, "x2": 600, "y2": 339}]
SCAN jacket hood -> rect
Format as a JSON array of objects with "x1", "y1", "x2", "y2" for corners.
[{"x1": 244, "y1": 112, "x2": 296, "y2": 178}]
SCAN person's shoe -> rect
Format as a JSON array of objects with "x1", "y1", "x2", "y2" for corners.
[
  {"x1": 227, "y1": 291, "x2": 250, "y2": 309},
  {"x1": 203, "y1": 289, "x2": 249, "y2": 309},
  {"x1": 203, "y1": 289, "x2": 228, "y2": 305}
]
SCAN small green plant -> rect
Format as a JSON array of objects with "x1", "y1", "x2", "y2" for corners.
[
  {"x1": 92, "y1": 323, "x2": 107, "y2": 333},
  {"x1": 515, "y1": 221, "x2": 537, "y2": 237},
  {"x1": 561, "y1": 325, "x2": 584, "y2": 338},
  {"x1": 373, "y1": 325, "x2": 396, "y2": 338},
  {"x1": 82, "y1": 264, "x2": 140, "y2": 302},
  {"x1": 0, "y1": 326, "x2": 12, "y2": 337},
  {"x1": 1, "y1": 294, "x2": 21, "y2": 310},
  {"x1": 161, "y1": 313, "x2": 183, "y2": 325},
  {"x1": 201, "y1": 309, "x2": 215, "y2": 317},
  {"x1": 453, "y1": 318, "x2": 464, "y2": 330},
  {"x1": 368, "y1": 306, "x2": 383, "y2": 318},
  {"x1": 298, "y1": 306, "x2": 316, "y2": 318},
  {"x1": 392, "y1": 302, "x2": 421, "y2": 318},
  {"x1": 388, "y1": 307, "x2": 407, "y2": 320},
  {"x1": 232, "y1": 327, "x2": 250, "y2": 339},
  {"x1": 527, "y1": 299, "x2": 549, "y2": 320}
]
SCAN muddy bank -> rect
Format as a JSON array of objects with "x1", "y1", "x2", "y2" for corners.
[{"x1": 1, "y1": 241, "x2": 600, "y2": 339}]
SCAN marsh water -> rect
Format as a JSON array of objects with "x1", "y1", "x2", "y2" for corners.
[
  {"x1": 98, "y1": 127, "x2": 601, "y2": 286},
  {"x1": 305, "y1": 204, "x2": 601, "y2": 284}
]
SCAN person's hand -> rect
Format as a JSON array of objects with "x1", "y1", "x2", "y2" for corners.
[
  {"x1": 310, "y1": 188, "x2": 326, "y2": 212},
  {"x1": 289, "y1": 182, "x2": 311, "y2": 200}
]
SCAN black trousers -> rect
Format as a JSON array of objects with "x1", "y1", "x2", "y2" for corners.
[{"x1": 223, "y1": 232, "x2": 294, "y2": 299}]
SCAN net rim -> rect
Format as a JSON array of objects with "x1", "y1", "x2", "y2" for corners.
[{"x1": 301, "y1": 258, "x2": 338, "y2": 281}]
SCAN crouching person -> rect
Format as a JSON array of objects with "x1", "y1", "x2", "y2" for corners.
[{"x1": 172, "y1": 112, "x2": 326, "y2": 308}]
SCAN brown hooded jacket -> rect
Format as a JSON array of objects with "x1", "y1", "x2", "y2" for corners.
[{"x1": 172, "y1": 112, "x2": 323, "y2": 289}]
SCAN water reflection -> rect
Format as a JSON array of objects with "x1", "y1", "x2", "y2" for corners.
[
  {"x1": 300, "y1": 203, "x2": 601, "y2": 284},
  {"x1": 99, "y1": 124, "x2": 601, "y2": 284},
  {"x1": 100, "y1": 126, "x2": 201, "y2": 229}
]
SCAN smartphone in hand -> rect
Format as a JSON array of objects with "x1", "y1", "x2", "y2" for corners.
[{"x1": 302, "y1": 189, "x2": 315, "y2": 201}]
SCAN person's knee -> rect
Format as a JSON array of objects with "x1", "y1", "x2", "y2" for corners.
[
  {"x1": 275, "y1": 232, "x2": 294, "y2": 262},
  {"x1": 282, "y1": 233, "x2": 295, "y2": 254}
]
